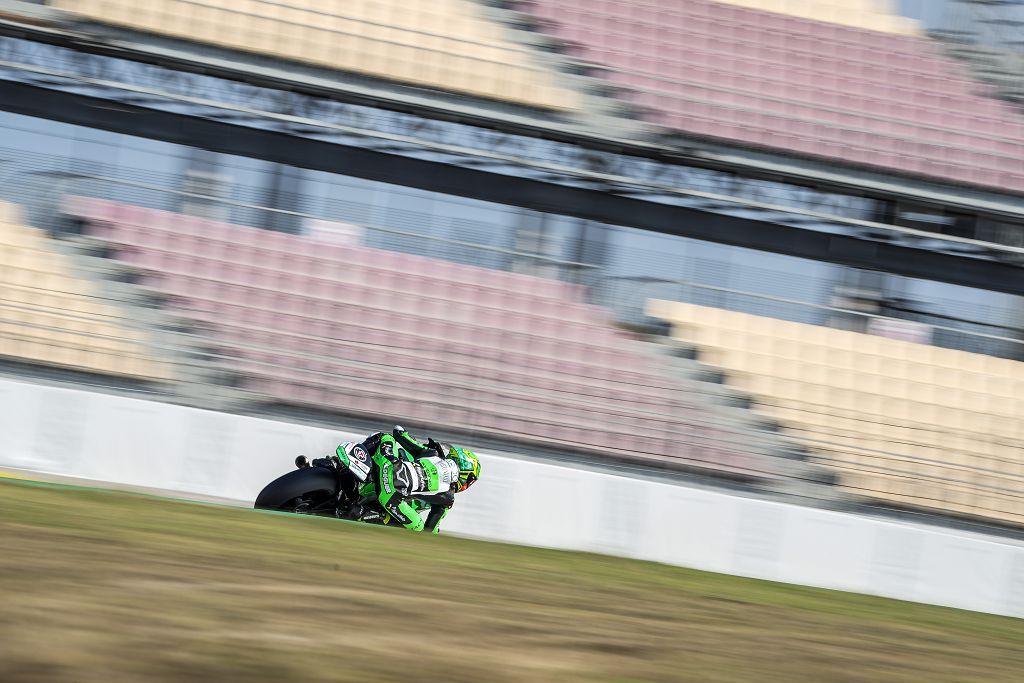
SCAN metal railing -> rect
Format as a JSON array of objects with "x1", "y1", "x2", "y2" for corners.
[
  {"x1": 6, "y1": 168, "x2": 597, "y2": 280},
  {"x1": 2, "y1": 151, "x2": 1015, "y2": 357},
  {"x1": 8, "y1": 163, "x2": 1018, "y2": 362}
]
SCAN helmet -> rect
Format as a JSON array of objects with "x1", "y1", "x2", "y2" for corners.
[{"x1": 441, "y1": 444, "x2": 481, "y2": 492}]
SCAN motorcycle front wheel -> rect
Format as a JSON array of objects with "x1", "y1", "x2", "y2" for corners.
[{"x1": 254, "y1": 467, "x2": 339, "y2": 513}]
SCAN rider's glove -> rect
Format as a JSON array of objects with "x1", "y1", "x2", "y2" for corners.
[
  {"x1": 311, "y1": 455, "x2": 341, "y2": 469},
  {"x1": 413, "y1": 490, "x2": 455, "y2": 508},
  {"x1": 432, "y1": 490, "x2": 455, "y2": 508}
]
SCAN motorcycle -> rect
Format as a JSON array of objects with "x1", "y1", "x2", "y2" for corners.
[{"x1": 254, "y1": 442, "x2": 438, "y2": 526}]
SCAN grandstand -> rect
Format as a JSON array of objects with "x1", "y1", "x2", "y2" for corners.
[
  {"x1": 0, "y1": 201, "x2": 170, "y2": 381},
  {"x1": 65, "y1": 195, "x2": 840, "y2": 486},
  {"x1": 0, "y1": 0, "x2": 1020, "y2": 536},
  {"x1": 649, "y1": 299, "x2": 1024, "y2": 526}
]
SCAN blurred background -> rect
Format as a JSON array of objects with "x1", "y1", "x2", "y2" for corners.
[{"x1": 0, "y1": 0, "x2": 1023, "y2": 638}]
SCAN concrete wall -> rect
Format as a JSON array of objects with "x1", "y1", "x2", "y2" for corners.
[{"x1": 1, "y1": 376, "x2": 1021, "y2": 618}]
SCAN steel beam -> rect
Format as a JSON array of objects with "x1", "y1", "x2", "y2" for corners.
[{"x1": 1, "y1": 80, "x2": 1021, "y2": 296}]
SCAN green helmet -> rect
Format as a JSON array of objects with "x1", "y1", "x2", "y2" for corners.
[{"x1": 443, "y1": 444, "x2": 481, "y2": 493}]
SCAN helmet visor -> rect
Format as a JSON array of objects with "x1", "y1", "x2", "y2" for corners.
[{"x1": 454, "y1": 473, "x2": 478, "y2": 493}]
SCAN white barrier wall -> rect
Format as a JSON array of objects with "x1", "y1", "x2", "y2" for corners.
[{"x1": 1, "y1": 376, "x2": 1022, "y2": 618}]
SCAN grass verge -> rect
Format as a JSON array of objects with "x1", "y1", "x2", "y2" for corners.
[{"x1": 0, "y1": 479, "x2": 1021, "y2": 682}]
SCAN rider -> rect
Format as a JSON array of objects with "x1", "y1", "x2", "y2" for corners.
[{"x1": 320, "y1": 425, "x2": 481, "y2": 534}]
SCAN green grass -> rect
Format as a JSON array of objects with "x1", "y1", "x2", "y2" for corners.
[{"x1": 0, "y1": 479, "x2": 1021, "y2": 682}]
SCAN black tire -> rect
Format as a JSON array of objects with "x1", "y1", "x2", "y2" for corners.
[{"x1": 254, "y1": 467, "x2": 339, "y2": 512}]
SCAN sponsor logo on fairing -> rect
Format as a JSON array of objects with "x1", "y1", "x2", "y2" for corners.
[{"x1": 351, "y1": 446, "x2": 368, "y2": 462}]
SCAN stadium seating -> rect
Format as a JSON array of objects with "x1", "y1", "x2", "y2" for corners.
[
  {"x1": 53, "y1": 0, "x2": 576, "y2": 111},
  {"x1": 648, "y1": 299, "x2": 1024, "y2": 526},
  {"x1": 712, "y1": 0, "x2": 917, "y2": 34},
  {"x1": 66, "y1": 196, "x2": 785, "y2": 480},
  {"x1": 521, "y1": 0, "x2": 1024, "y2": 192},
  {"x1": 0, "y1": 202, "x2": 170, "y2": 381}
]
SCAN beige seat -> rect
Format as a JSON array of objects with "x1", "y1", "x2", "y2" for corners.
[
  {"x1": 54, "y1": 0, "x2": 577, "y2": 111},
  {"x1": 713, "y1": 0, "x2": 919, "y2": 35},
  {"x1": 0, "y1": 202, "x2": 171, "y2": 381},
  {"x1": 649, "y1": 299, "x2": 1024, "y2": 526}
]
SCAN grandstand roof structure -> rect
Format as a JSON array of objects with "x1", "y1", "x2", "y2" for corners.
[
  {"x1": 0, "y1": 1, "x2": 1020, "y2": 201},
  {"x1": 0, "y1": 0, "x2": 1022, "y2": 293}
]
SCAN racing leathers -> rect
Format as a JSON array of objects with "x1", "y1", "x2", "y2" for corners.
[{"x1": 345, "y1": 427, "x2": 458, "y2": 534}]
